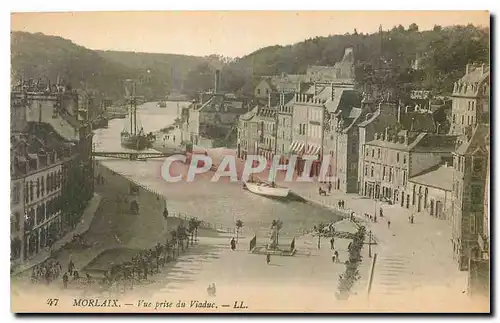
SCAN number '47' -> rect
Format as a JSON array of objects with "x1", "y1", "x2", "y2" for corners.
[{"x1": 46, "y1": 299, "x2": 59, "y2": 306}]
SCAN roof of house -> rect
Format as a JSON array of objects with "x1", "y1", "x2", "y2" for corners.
[
  {"x1": 409, "y1": 164, "x2": 454, "y2": 191},
  {"x1": 456, "y1": 124, "x2": 490, "y2": 155},
  {"x1": 366, "y1": 133, "x2": 457, "y2": 152},
  {"x1": 239, "y1": 106, "x2": 259, "y2": 121}
]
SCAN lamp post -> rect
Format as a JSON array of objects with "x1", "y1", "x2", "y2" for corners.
[{"x1": 368, "y1": 230, "x2": 373, "y2": 258}]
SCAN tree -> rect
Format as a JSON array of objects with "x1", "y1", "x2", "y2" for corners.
[
  {"x1": 316, "y1": 223, "x2": 326, "y2": 249},
  {"x1": 170, "y1": 230, "x2": 178, "y2": 259},
  {"x1": 188, "y1": 217, "x2": 201, "y2": 245},
  {"x1": 235, "y1": 220, "x2": 244, "y2": 243},
  {"x1": 408, "y1": 23, "x2": 419, "y2": 32},
  {"x1": 270, "y1": 219, "x2": 283, "y2": 249}
]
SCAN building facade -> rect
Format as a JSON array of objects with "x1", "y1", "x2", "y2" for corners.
[
  {"x1": 451, "y1": 124, "x2": 489, "y2": 270},
  {"x1": 450, "y1": 64, "x2": 490, "y2": 138},
  {"x1": 10, "y1": 79, "x2": 94, "y2": 268},
  {"x1": 361, "y1": 130, "x2": 456, "y2": 207},
  {"x1": 357, "y1": 100, "x2": 399, "y2": 194},
  {"x1": 276, "y1": 93, "x2": 295, "y2": 162},
  {"x1": 407, "y1": 164, "x2": 454, "y2": 220}
]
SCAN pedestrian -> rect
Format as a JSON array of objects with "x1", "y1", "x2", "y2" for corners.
[
  {"x1": 330, "y1": 237, "x2": 335, "y2": 250},
  {"x1": 332, "y1": 253, "x2": 336, "y2": 263},
  {"x1": 68, "y1": 259, "x2": 74, "y2": 276},
  {"x1": 328, "y1": 182, "x2": 332, "y2": 193},
  {"x1": 62, "y1": 272, "x2": 68, "y2": 289},
  {"x1": 387, "y1": 220, "x2": 391, "y2": 229},
  {"x1": 380, "y1": 208, "x2": 384, "y2": 218},
  {"x1": 338, "y1": 201, "x2": 341, "y2": 209},
  {"x1": 374, "y1": 215, "x2": 377, "y2": 223},
  {"x1": 266, "y1": 253, "x2": 271, "y2": 265},
  {"x1": 411, "y1": 215, "x2": 414, "y2": 224},
  {"x1": 230, "y1": 238, "x2": 236, "y2": 251},
  {"x1": 350, "y1": 212, "x2": 355, "y2": 222},
  {"x1": 334, "y1": 250, "x2": 339, "y2": 262}
]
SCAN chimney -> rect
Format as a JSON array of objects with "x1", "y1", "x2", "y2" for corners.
[
  {"x1": 404, "y1": 130, "x2": 408, "y2": 145},
  {"x1": 481, "y1": 63, "x2": 486, "y2": 74},
  {"x1": 268, "y1": 92, "x2": 271, "y2": 108},
  {"x1": 199, "y1": 92, "x2": 204, "y2": 105},
  {"x1": 214, "y1": 70, "x2": 221, "y2": 93},
  {"x1": 384, "y1": 127, "x2": 389, "y2": 141},
  {"x1": 466, "y1": 63, "x2": 471, "y2": 75}
]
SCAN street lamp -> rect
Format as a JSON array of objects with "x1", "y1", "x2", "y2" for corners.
[{"x1": 368, "y1": 230, "x2": 373, "y2": 258}]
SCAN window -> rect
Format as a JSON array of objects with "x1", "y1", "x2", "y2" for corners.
[
  {"x1": 371, "y1": 165, "x2": 374, "y2": 177},
  {"x1": 378, "y1": 149, "x2": 381, "y2": 159},
  {"x1": 25, "y1": 183, "x2": 29, "y2": 203},
  {"x1": 364, "y1": 166, "x2": 368, "y2": 176},
  {"x1": 397, "y1": 153, "x2": 400, "y2": 163},
  {"x1": 383, "y1": 167, "x2": 386, "y2": 179},
  {"x1": 471, "y1": 116, "x2": 474, "y2": 125},
  {"x1": 461, "y1": 116, "x2": 464, "y2": 124},
  {"x1": 29, "y1": 181, "x2": 33, "y2": 202},
  {"x1": 467, "y1": 116, "x2": 470, "y2": 125},
  {"x1": 366, "y1": 148, "x2": 369, "y2": 157},
  {"x1": 453, "y1": 114, "x2": 456, "y2": 123},
  {"x1": 472, "y1": 101, "x2": 475, "y2": 110},
  {"x1": 40, "y1": 177, "x2": 44, "y2": 197},
  {"x1": 36, "y1": 178, "x2": 40, "y2": 198},
  {"x1": 403, "y1": 155, "x2": 407, "y2": 164},
  {"x1": 468, "y1": 101, "x2": 471, "y2": 110},
  {"x1": 372, "y1": 149, "x2": 375, "y2": 158},
  {"x1": 12, "y1": 183, "x2": 20, "y2": 205},
  {"x1": 257, "y1": 89, "x2": 261, "y2": 95},
  {"x1": 473, "y1": 158, "x2": 484, "y2": 174}
]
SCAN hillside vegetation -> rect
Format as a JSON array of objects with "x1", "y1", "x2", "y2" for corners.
[
  {"x1": 184, "y1": 24, "x2": 489, "y2": 100},
  {"x1": 11, "y1": 24, "x2": 489, "y2": 102}
]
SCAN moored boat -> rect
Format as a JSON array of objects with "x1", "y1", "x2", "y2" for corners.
[{"x1": 243, "y1": 181, "x2": 290, "y2": 198}]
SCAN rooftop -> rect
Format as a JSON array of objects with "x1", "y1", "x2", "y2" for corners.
[{"x1": 409, "y1": 164, "x2": 454, "y2": 191}]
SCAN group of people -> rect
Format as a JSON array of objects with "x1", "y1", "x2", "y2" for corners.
[
  {"x1": 30, "y1": 259, "x2": 62, "y2": 284},
  {"x1": 337, "y1": 200, "x2": 346, "y2": 209},
  {"x1": 318, "y1": 182, "x2": 334, "y2": 196}
]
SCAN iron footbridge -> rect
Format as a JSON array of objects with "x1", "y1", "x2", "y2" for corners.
[{"x1": 92, "y1": 150, "x2": 185, "y2": 161}]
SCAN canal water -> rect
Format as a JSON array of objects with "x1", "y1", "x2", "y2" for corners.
[{"x1": 93, "y1": 102, "x2": 341, "y2": 237}]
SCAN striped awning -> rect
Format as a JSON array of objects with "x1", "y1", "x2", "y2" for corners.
[
  {"x1": 303, "y1": 144, "x2": 321, "y2": 157},
  {"x1": 289, "y1": 141, "x2": 305, "y2": 154}
]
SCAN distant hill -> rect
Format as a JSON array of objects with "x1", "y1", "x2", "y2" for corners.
[
  {"x1": 11, "y1": 24, "x2": 489, "y2": 103},
  {"x1": 11, "y1": 31, "x2": 207, "y2": 101},
  {"x1": 95, "y1": 50, "x2": 207, "y2": 97}
]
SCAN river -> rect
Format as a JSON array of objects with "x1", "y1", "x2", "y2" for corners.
[{"x1": 93, "y1": 102, "x2": 341, "y2": 237}]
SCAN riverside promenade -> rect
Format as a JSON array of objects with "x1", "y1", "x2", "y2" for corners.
[{"x1": 282, "y1": 178, "x2": 484, "y2": 311}]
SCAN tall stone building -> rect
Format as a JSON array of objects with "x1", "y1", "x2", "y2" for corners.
[
  {"x1": 10, "y1": 79, "x2": 94, "y2": 268},
  {"x1": 451, "y1": 124, "x2": 489, "y2": 270},
  {"x1": 237, "y1": 106, "x2": 259, "y2": 160},
  {"x1": 450, "y1": 64, "x2": 490, "y2": 139},
  {"x1": 357, "y1": 99, "x2": 399, "y2": 194},
  {"x1": 361, "y1": 129, "x2": 457, "y2": 207},
  {"x1": 276, "y1": 92, "x2": 295, "y2": 162}
]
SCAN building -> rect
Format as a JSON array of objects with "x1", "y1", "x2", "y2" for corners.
[
  {"x1": 357, "y1": 100, "x2": 399, "y2": 194},
  {"x1": 450, "y1": 124, "x2": 489, "y2": 270},
  {"x1": 450, "y1": 63, "x2": 490, "y2": 138},
  {"x1": 306, "y1": 48, "x2": 355, "y2": 83},
  {"x1": 237, "y1": 106, "x2": 259, "y2": 160},
  {"x1": 254, "y1": 74, "x2": 307, "y2": 99},
  {"x1": 361, "y1": 129, "x2": 457, "y2": 207},
  {"x1": 467, "y1": 131, "x2": 490, "y2": 298},
  {"x1": 407, "y1": 163, "x2": 454, "y2": 220},
  {"x1": 276, "y1": 93, "x2": 296, "y2": 162},
  {"x1": 10, "y1": 176, "x2": 24, "y2": 266},
  {"x1": 10, "y1": 79, "x2": 94, "y2": 267},
  {"x1": 182, "y1": 70, "x2": 248, "y2": 146}
]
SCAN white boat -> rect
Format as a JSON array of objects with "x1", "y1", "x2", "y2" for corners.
[{"x1": 243, "y1": 181, "x2": 290, "y2": 198}]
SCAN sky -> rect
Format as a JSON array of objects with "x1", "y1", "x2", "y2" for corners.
[{"x1": 11, "y1": 11, "x2": 489, "y2": 58}]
